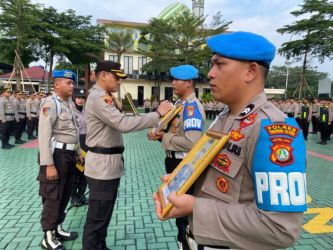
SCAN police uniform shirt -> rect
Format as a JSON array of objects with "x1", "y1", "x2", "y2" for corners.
[
  {"x1": 26, "y1": 97, "x2": 36, "y2": 118},
  {"x1": 18, "y1": 98, "x2": 27, "y2": 119},
  {"x1": 0, "y1": 96, "x2": 14, "y2": 122},
  {"x1": 84, "y1": 85, "x2": 160, "y2": 180},
  {"x1": 162, "y1": 92, "x2": 205, "y2": 152},
  {"x1": 190, "y1": 92, "x2": 306, "y2": 250},
  {"x1": 71, "y1": 102, "x2": 86, "y2": 136},
  {"x1": 38, "y1": 94, "x2": 78, "y2": 166},
  {"x1": 12, "y1": 97, "x2": 20, "y2": 122}
]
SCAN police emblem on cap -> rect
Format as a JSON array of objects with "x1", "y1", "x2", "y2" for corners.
[
  {"x1": 270, "y1": 137, "x2": 294, "y2": 167},
  {"x1": 216, "y1": 176, "x2": 229, "y2": 193},
  {"x1": 64, "y1": 71, "x2": 73, "y2": 78}
]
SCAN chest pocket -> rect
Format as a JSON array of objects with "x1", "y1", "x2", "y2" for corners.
[
  {"x1": 201, "y1": 152, "x2": 244, "y2": 204},
  {"x1": 58, "y1": 111, "x2": 74, "y2": 130}
]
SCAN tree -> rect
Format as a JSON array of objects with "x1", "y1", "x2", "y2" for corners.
[
  {"x1": 266, "y1": 65, "x2": 328, "y2": 97},
  {"x1": 0, "y1": 0, "x2": 40, "y2": 90},
  {"x1": 277, "y1": 0, "x2": 333, "y2": 98},
  {"x1": 140, "y1": 10, "x2": 231, "y2": 99},
  {"x1": 107, "y1": 29, "x2": 134, "y2": 63},
  {"x1": 33, "y1": 8, "x2": 105, "y2": 87}
]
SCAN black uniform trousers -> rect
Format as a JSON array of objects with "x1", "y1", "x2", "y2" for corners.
[
  {"x1": 311, "y1": 115, "x2": 319, "y2": 133},
  {"x1": 72, "y1": 135, "x2": 88, "y2": 200},
  {"x1": 319, "y1": 122, "x2": 330, "y2": 143},
  {"x1": 38, "y1": 148, "x2": 76, "y2": 231},
  {"x1": 83, "y1": 177, "x2": 120, "y2": 250},
  {"x1": 27, "y1": 117, "x2": 36, "y2": 136},
  {"x1": 300, "y1": 119, "x2": 309, "y2": 140},
  {"x1": 0, "y1": 121, "x2": 14, "y2": 146},
  {"x1": 14, "y1": 118, "x2": 26, "y2": 141},
  {"x1": 165, "y1": 156, "x2": 193, "y2": 250},
  {"x1": 144, "y1": 108, "x2": 150, "y2": 113}
]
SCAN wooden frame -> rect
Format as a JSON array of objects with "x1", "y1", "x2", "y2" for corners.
[{"x1": 157, "y1": 130, "x2": 230, "y2": 219}]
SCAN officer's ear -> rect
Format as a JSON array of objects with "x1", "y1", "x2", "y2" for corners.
[{"x1": 244, "y1": 62, "x2": 261, "y2": 83}]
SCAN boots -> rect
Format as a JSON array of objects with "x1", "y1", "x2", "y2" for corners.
[
  {"x1": 55, "y1": 225, "x2": 78, "y2": 241},
  {"x1": 40, "y1": 230, "x2": 65, "y2": 250}
]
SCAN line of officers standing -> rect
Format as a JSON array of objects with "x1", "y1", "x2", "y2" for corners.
[
  {"x1": 271, "y1": 98, "x2": 333, "y2": 144},
  {"x1": 0, "y1": 86, "x2": 45, "y2": 149}
]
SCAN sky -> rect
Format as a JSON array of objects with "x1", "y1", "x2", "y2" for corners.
[{"x1": 32, "y1": 0, "x2": 332, "y2": 77}]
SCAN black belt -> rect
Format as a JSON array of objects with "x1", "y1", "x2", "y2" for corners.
[
  {"x1": 31, "y1": 112, "x2": 37, "y2": 114},
  {"x1": 19, "y1": 112, "x2": 26, "y2": 115},
  {"x1": 5, "y1": 113, "x2": 14, "y2": 116},
  {"x1": 187, "y1": 230, "x2": 229, "y2": 249},
  {"x1": 88, "y1": 146, "x2": 124, "y2": 155}
]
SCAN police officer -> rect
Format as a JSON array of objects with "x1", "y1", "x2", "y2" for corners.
[
  {"x1": 26, "y1": 92, "x2": 38, "y2": 139},
  {"x1": 149, "y1": 65, "x2": 205, "y2": 250},
  {"x1": 70, "y1": 88, "x2": 88, "y2": 207},
  {"x1": 317, "y1": 99, "x2": 331, "y2": 145},
  {"x1": 82, "y1": 60, "x2": 172, "y2": 250},
  {"x1": 12, "y1": 91, "x2": 26, "y2": 144},
  {"x1": 0, "y1": 87, "x2": 15, "y2": 149},
  {"x1": 311, "y1": 99, "x2": 319, "y2": 134},
  {"x1": 154, "y1": 31, "x2": 307, "y2": 250},
  {"x1": 143, "y1": 98, "x2": 152, "y2": 113},
  {"x1": 299, "y1": 99, "x2": 311, "y2": 140},
  {"x1": 38, "y1": 70, "x2": 80, "y2": 250}
]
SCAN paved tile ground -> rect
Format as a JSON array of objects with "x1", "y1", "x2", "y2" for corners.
[{"x1": 0, "y1": 122, "x2": 333, "y2": 250}]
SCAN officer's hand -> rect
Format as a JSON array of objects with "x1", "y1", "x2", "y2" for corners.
[
  {"x1": 167, "y1": 192, "x2": 194, "y2": 218},
  {"x1": 77, "y1": 155, "x2": 84, "y2": 165},
  {"x1": 153, "y1": 174, "x2": 172, "y2": 220},
  {"x1": 157, "y1": 100, "x2": 172, "y2": 116},
  {"x1": 46, "y1": 165, "x2": 58, "y2": 181}
]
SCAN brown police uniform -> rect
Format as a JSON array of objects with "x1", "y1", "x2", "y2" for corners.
[
  {"x1": 83, "y1": 84, "x2": 161, "y2": 250},
  {"x1": 161, "y1": 92, "x2": 205, "y2": 249},
  {"x1": 189, "y1": 92, "x2": 305, "y2": 250},
  {"x1": 38, "y1": 93, "x2": 79, "y2": 232},
  {"x1": 26, "y1": 94, "x2": 38, "y2": 138},
  {"x1": 0, "y1": 95, "x2": 15, "y2": 148}
]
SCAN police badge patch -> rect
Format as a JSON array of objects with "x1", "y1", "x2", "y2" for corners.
[
  {"x1": 216, "y1": 176, "x2": 229, "y2": 193},
  {"x1": 43, "y1": 107, "x2": 51, "y2": 116},
  {"x1": 102, "y1": 96, "x2": 113, "y2": 105},
  {"x1": 213, "y1": 153, "x2": 231, "y2": 173},
  {"x1": 270, "y1": 137, "x2": 294, "y2": 166}
]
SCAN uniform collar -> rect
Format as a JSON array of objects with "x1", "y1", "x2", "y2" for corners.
[
  {"x1": 94, "y1": 84, "x2": 108, "y2": 95},
  {"x1": 185, "y1": 92, "x2": 196, "y2": 102},
  {"x1": 233, "y1": 92, "x2": 267, "y2": 120}
]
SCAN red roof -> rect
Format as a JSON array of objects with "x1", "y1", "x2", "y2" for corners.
[{"x1": 0, "y1": 66, "x2": 49, "y2": 81}]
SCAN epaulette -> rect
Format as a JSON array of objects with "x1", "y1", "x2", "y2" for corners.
[{"x1": 261, "y1": 102, "x2": 285, "y2": 123}]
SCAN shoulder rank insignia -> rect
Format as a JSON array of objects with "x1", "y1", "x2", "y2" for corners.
[
  {"x1": 102, "y1": 95, "x2": 113, "y2": 105},
  {"x1": 240, "y1": 113, "x2": 257, "y2": 128}
]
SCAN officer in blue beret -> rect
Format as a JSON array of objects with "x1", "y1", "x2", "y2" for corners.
[
  {"x1": 149, "y1": 64, "x2": 205, "y2": 250},
  {"x1": 37, "y1": 69, "x2": 81, "y2": 249},
  {"x1": 154, "y1": 32, "x2": 307, "y2": 249}
]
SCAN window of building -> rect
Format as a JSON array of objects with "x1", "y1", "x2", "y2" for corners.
[
  {"x1": 203, "y1": 88, "x2": 211, "y2": 94},
  {"x1": 109, "y1": 55, "x2": 118, "y2": 62},
  {"x1": 124, "y1": 56, "x2": 133, "y2": 75},
  {"x1": 138, "y1": 57, "x2": 147, "y2": 75}
]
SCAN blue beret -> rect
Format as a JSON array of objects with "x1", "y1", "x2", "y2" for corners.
[
  {"x1": 170, "y1": 65, "x2": 199, "y2": 80},
  {"x1": 207, "y1": 31, "x2": 276, "y2": 67},
  {"x1": 52, "y1": 70, "x2": 77, "y2": 82}
]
